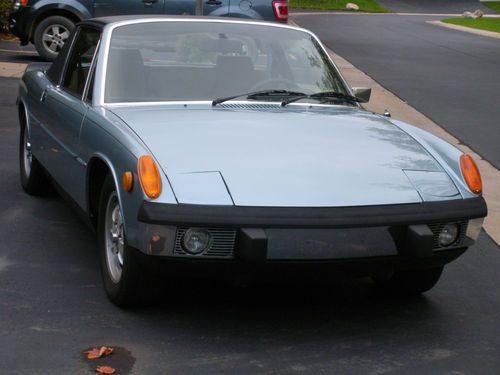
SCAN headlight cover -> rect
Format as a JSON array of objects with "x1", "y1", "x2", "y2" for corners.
[
  {"x1": 181, "y1": 228, "x2": 212, "y2": 254},
  {"x1": 438, "y1": 223, "x2": 460, "y2": 247}
]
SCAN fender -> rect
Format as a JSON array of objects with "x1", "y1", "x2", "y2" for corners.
[
  {"x1": 86, "y1": 153, "x2": 124, "y2": 217},
  {"x1": 391, "y1": 119, "x2": 477, "y2": 200},
  {"x1": 28, "y1": 1, "x2": 92, "y2": 38}
]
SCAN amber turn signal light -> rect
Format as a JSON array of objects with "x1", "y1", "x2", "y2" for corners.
[
  {"x1": 138, "y1": 155, "x2": 162, "y2": 199},
  {"x1": 460, "y1": 154, "x2": 482, "y2": 194},
  {"x1": 122, "y1": 171, "x2": 133, "y2": 192}
]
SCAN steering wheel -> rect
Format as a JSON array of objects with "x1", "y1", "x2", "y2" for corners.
[{"x1": 250, "y1": 78, "x2": 298, "y2": 92}]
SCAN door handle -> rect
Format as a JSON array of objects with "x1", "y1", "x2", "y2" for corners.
[
  {"x1": 40, "y1": 90, "x2": 47, "y2": 103},
  {"x1": 142, "y1": 0, "x2": 158, "y2": 4},
  {"x1": 206, "y1": 0, "x2": 222, "y2": 4}
]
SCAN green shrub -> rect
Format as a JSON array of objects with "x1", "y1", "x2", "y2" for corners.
[{"x1": 0, "y1": 0, "x2": 11, "y2": 33}]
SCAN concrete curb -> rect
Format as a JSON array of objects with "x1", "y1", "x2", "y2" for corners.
[
  {"x1": 290, "y1": 17, "x2": 499, "y2": 245},
  {"x1": 428, "y1": 20, "x2": 500, "y2": 39}
]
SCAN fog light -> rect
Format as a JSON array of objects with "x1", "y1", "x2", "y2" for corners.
[
  {"x1": 438, "y1": 223, "x2": 460, "y2": 247},
  {"x1": 182, "y1": 228, "x2": 212, "y2": 254}
]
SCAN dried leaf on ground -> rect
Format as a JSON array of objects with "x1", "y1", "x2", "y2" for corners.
[
  {"x1": 96, "y1": 365, "x2": 116, "y2": 374},
  {"x1": 84, "y1": 346, "x2": 114, "y2": 359}
]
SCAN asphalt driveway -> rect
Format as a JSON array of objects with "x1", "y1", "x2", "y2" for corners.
[{"x1": 292, "y1": 13, "x2": 500, "y2": 169}]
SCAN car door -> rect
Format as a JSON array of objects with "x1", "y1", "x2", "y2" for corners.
[
  {"x1": 39, "y1": 26, "x2": 101, "y2": 209},
  {"x1": 93, "y1": 0, "x2": 165, "y2": 17},
  {"x1": 164, "y1": 0, "x2": 230, "y2": 16}
]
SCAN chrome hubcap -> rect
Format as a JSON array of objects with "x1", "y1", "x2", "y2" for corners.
[
  {"x1": 23, "y1": 129, "x2": 32, "y2": 177},
  {"x1": 105, "y1": 192, "x2": 125, "y2": 283},
  {"x1": 42, "y1": 24, "x2": 70, "y2": 53}
]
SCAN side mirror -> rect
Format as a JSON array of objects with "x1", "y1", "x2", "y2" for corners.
[{"x1": 352, "y1": 87, "x2": 371, "y2": 103}]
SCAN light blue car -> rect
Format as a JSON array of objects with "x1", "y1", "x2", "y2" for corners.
[{"x1": 18, "y1": 16, "x2": 487, "y2": 306}]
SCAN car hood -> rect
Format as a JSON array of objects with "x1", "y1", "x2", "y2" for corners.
[{"x1": 111, "y1": 105, "x2": 459, "y2": 207}]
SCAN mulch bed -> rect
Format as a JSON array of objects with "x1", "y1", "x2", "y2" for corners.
[{"x1": 0, "y1": 32, "x2": 18, "y2": 41}]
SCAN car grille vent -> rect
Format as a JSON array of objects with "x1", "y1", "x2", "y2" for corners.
[
  {"x1": 174, "y1": 227, "x2": 237, "y2": 258},
  {"x1": 218, "y1": 103, "x2": 282, "y2": 110},
  {"x1": 428, "y1": 221, "x2": 468, "y2": 250}
]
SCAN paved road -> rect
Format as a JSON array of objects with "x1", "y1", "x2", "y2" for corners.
[
  {"x1": 293, "y1": 14, "x2": 500, "y2": 169},
  {"x1": 378, "y1": 0, "x2": 496, "y2": 14},
  {"x1": 0, "y1": 40, "x2": 40, "y2": 64},
  {"x1": 1, "y1": 75, "x2": 500, "y2": 374}
]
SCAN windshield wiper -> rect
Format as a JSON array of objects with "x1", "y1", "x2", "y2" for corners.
[
  {"x1": 212, "y1": 90, "x2": 306, "y2": 106},
  {"x1": 281, "y1": 91, "x2": 362, "y2": 107}
]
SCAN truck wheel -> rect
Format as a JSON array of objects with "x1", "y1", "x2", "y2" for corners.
[
  {"x1": 372, "y1": 266, "x2": 444, "y2": 295},
  {"x1": 33, "y1": 15, "x2": 75, "y2": 61},
  {"x1": 98, "y1": 175, "x2": 151, "y2": 307},
  {"x1": 19, "y1": 109, "x2": 52, "y2": 195}
]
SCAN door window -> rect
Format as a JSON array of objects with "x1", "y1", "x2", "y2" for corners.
[{"x1": 62, "y1": 27, "x2": 101, "y2": 98}]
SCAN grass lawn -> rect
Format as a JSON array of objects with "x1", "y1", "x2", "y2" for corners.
[
  {"x1": 481, "y1": 1, "x2": 500, "y2": 12},
  {"x1": 442, "y1": 18, "x2": 500, "y2": 33},
  {"x1": 289, "y1": 0, "x2": 389, "y2": 13}
]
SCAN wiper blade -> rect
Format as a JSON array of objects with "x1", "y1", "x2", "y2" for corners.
[
  {"x1": 281, "y1": 91, "x2": 362, "y2": 107},
  {"x1": 212, "y1": 90, "x2": 306, "y2": 106}
]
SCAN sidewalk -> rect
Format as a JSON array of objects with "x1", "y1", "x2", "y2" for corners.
[{"x1": 0, "y1": 62, "x2": 26, "y2": 78}]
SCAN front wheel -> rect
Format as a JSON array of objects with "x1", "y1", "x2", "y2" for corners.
[
  {"x1": 33, "y1": 15, "x2": 75, "y2": 61},
  {"x1": 372, "y1": 266, "x2": 444, "y2": 295},
  {"x1": 98, "y1": 175, "x2": 150, "y2": 307}
]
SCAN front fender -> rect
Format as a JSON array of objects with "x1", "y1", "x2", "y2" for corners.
[
  {"x1": 391, "y1": 119, "x2": 478, "y2": 199},
  {"x1": 28, "y1": 1, "x2": 91, "y2": 38},
  {"x1": 82, "y1": 109, "x2": 177, "y2": 249},
  {"x1": 31, "y1": 1, "x2": 92, "y2": 20}
]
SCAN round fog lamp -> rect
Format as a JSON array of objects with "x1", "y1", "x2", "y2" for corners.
[
  {"x1": 182, "y1": 228, "x2": 212, "y2": 254},
  {"x1": 438, "y1": 223, "x2": 460, "y2": 247}
]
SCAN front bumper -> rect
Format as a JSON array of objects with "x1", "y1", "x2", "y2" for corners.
[{"x1": 136, "y1": 197, "x2": 487, "y2": 266}]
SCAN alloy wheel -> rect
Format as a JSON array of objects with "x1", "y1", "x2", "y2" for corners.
[
  {"x1": 104, "y1": 192, "x2": 125, "y2": 283},
  {"x1": 42, "y1": 24, "x2": 70, "y2": 53}
]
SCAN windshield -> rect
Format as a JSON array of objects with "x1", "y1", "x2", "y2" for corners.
[{"x1": 104, "y1": 21, "x2": 349, "y2": 103}]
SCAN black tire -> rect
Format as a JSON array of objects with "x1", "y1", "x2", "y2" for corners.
[
  {"x1": 372, "y1": 266, "x2": 444, "y2": 295},
  {"x1": 33, "y1": 15, "x2": 75, "y2": 61},
  {"x1": 19, "y1": 110, "x2": 52, "y2": 195},
  {"x1": 98, "y1": 175, "x2": 151, "y2": 307}
]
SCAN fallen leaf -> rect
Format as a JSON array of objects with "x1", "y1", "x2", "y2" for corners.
[
  {"x1": 100, "y1": 346, "x2": 114, "y2": 357},
  {"x1": 84, "y1": 346, "x2": 114, "y2": 360},
  {"x1": 85, "y1": 348, "x2": 101, "y2": 360},
  {"x1": 96, "y1": 365, "x2": 116, "y2": 374}
]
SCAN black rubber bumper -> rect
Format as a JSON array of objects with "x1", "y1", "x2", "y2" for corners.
[
  {"x1": 138, "y1": 197, "x2": 487, "y2": 228},
  {"x1": 136, "y1": 197, "x2": 486, "y2": 265}
]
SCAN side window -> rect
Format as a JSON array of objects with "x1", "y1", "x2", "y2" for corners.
[{"x1": 62, "y1": 27, "x2": 100, "y2": 98}]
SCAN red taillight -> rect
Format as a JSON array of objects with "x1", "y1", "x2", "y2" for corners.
[{"x1": 272, "y1": 0, "x2": 288, "y2": 21}]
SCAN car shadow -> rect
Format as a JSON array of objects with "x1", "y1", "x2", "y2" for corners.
[{"x1": 126, "y1": 277, "x2": 444, "y2": 345}]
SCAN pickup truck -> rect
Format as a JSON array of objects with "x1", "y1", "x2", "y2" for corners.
[{"x1": 8, "y1": 0, "x2": 288, "y2": 60}]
